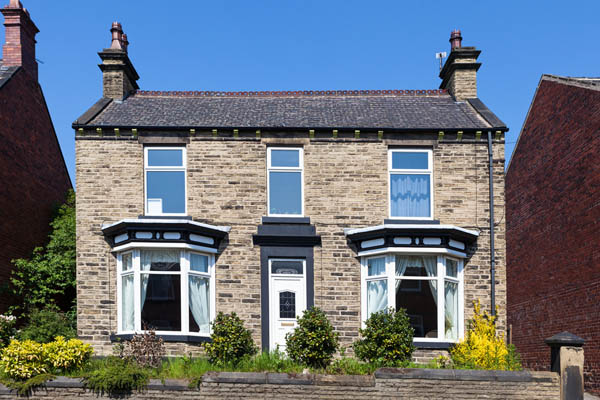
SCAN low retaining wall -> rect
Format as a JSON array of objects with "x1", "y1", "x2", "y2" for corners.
[{"x1": 0, "y1": 368, "x2": 560, "y2": 399}]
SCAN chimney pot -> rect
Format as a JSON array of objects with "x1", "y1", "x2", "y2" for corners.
[
  {"x1": 121, "y1": 33, "x2": 129, "y2": 53},
  {"x1": 8, "y1": 0, "x2": 22, "y2": 8},
  {"x1": 450, "y1": 29, "x2": 462, "y2": 50},
  {"x1": 110, "y1": 21, "x2": 123, "y2": 50}
]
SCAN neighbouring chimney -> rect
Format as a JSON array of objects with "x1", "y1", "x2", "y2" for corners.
[
  {"x1": 1, "y1": 0, "x2": 39, "y2": 81},
  {"x1": 98, "y1": 22, "x2": 139, "y2": 100},
  {"x1": 439, "y1": 29, "x2": 481, "y2": 100}
]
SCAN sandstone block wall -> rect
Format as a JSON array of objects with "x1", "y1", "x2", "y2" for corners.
[{"x1": 76, "y1": 131, "x2": 505, "y2": 356}]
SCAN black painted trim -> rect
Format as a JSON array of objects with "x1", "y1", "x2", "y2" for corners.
[
  {"x1": 260, "y1": 246, "x2": 315, "y2": 352},
  {"x1": 262, "y1": 216, "x2": 311, "y2": 225},
  {"x1": 110, "y1": 334, "x2": 211, "y2": 343},
  {"x1": 253, "y1": 223, "x2": 321, "y2": 247},
  {"x1": 413, "y1": 341, "x2": 453, "y2": 350}
]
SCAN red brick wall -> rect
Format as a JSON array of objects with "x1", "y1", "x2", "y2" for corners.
[
  {"x1": 506, "y1": 78, "x2": 600, "y2": 393},
  {"x1": 0, "y1": 67, "x2": 71, "y2": 310}
]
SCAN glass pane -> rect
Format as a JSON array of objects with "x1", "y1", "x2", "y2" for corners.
[
  {"x1": 279, "y1": 291, "x2": 296, "y2": 318},
  {"x1": 147, "y1": 171, "x2": 185, "y2": 214},
  {"x1": 121, "y1": 275, "x2": 134, "y2": 331},
  {"x1": 271, "y1": 260, "x2": 303, "y2": 275},
  {"x1": 396, "y1": 256, "x2": 437, "y2": 277},
  {"x1": 445, "y1": 281, "x2": 459, "y2": 340},
  {"x1": 189, "y1": 276, "x2": 210, "y2": 333},
  {"x1": 141, "y1": 250, "x2": 180, "y2": 272},
  {"x1": 147, "y1": 149, "x2": 183, "y2": 166},
  {"x1": 367, "y1": 280, "x2": 388, "y2": 317},
  {"x1": 141, "y1": 274, "x2": 181, "y2": 331},
  {"x1": 390, "y1": 174, "x2": 431, "y2": 218},
  {"x1": 391, "y1": 152, "x2": 429, "y2": 170},
  {"x1": 367, "y1": 257, "x2": 386, "y2": 276},
  {"x1": 122, "y1": 253, "x2": 132, "y2": 272},
  {"x1": 269, "y1": 171, "x2": 302, "y2": 215},
  {"x1": 396, "y1": 279, "x2": 438, "y2": 338},
  {"x1": 270, "y1": 149, "x2": 300, "y2": 168},
  {"x1": 190, "y1": 254, "x2": 208, "y2": 273},
  {"x1": 446, "y1": 259, "x2": 458, "y2": 278}
]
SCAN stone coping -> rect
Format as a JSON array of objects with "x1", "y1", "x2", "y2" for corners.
[{"x1": 0, "y1": 368, "x2": 557, "y2": 394}]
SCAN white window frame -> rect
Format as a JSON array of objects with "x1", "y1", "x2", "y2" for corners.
[
  {"x1": 388, "y1": 148, "x2": 434, "y2": 220},
  {"x1": 144, "y1": 146, "x2": 187, "y2": 216},
  {"x1": 360, "y1": 253, "x2": 464, "y2": 343},
  {"x1": 116, "y1": 248, "x2": 216, "y2": 337},
  {"x1": 267, "y1": 147, "x2": 304, "y2": 217}
]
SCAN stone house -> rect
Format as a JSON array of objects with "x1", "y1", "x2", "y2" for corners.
[
  {"x1": 0, "y1": 0, "x2": 71, "y2": 310},
  {"x1": 74, "y1": 26, "x2": 507, "y2": 358},
  {"x1": 506, "y1": 75, "x2": 600, "y2": 393}
]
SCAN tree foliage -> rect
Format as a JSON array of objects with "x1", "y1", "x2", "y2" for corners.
[{"x1": 10, "y1": 190, "x2": 76, "y2": 316}]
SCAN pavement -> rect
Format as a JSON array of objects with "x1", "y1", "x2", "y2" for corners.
[{"x1": 585, "y1": 393, "x2": 600, "y2": 400}]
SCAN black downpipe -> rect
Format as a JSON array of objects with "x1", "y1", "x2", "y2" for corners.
[{"x1": 487, "y1": 131, "x2": 496, "y2": 317}]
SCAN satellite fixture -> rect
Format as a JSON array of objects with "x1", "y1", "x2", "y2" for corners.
[{"x1": 435, "y1": 52, "x2": 447, "y2": 71}]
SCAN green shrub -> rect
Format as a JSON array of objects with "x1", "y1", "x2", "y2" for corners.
[
  {"x1": 203, "y1": 312, "x2": 257, "y2": 366},
  {"x1": 83, "y1": 357, "x2": 149, "y2": 395},
  {"x1": 285, "y1": 307, "x2": 338, "y2": 369},
  {"x1": 1, "y1": 373, "x2": 55, "y2": 396},
  {"x1": 17, "y1": 308, "x2": 75, "y2": 343},
  {"x1": 44, "y1": 336, "x2": 93, "y2": 372},
  {"x1": 353, "y1": 307, "x2": 415, "y2": 367},
  {"x1": 0, "y1": 314, "x2": 16, "y2": 348},
  {"x1": 0, "y1": 340, "x2": 49, "y2": 379}
]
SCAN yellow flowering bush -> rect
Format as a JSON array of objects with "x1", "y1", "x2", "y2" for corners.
[
  {"x1": 0, "y1": 336, "x2": 94, "y2": 379},
  {"x1": 450, "y1": 301, "x2": 521, "y2": 371},
  {"x1": 44, "y1": 336, "x2": 93, "y2": 371},
  {"x1": 0, "y1": 340, "x2": 48, "y2": 379}
]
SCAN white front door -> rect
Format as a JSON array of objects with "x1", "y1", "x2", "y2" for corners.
[{"x1": 269, "y1": 259, "x2": 306, "y2": 351}]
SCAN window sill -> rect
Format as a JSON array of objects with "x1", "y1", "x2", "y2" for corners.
[
  {"x1": 262, "y1": 216, "x2": 310, "y2": 224},
  {"x1": 413, "y1": 340, "x2": 454, "y2": 350},
  {"x1": 110, "y1": 334, "x2": 211, "y2": 343}
]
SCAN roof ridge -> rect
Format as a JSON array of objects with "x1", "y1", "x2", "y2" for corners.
[
  {"x1": 541, "y1": 74, "x2": 600, "y2": 91},
  {"x1": 134, "y1": 89, "x2": 449, "y2": 98}
]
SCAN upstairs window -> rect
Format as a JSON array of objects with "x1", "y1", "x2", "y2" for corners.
[
  {"x1": 389, "y1": 149, "x2": 433, "y2": 219},
  {"x1": 145, "y1": 147, "x2": 186, "y2": 216},
  {"x1": 267, "y1": 148, "x2": 303, "y2": 216}
]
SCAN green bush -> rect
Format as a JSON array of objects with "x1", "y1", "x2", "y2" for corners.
[
  {"x1": 44, "y1": 336, "x2": 93, "y2": 372},
  {"x1": 353, "y1": 307, "x2": 415, "y2": 367},
  {"x1": 83, "y1": 357, "x2": 149, "y2": 395},
  {"x1": 285, "y1": 307, "x2": 338, "y2": 369},
  {"x1": 0, "y1": 314, "x2": 16, "y2": 348},
  {"x1": 0, "y1": 339, "x2": 49, "y2": 379},
  {"x1": 17, "y1": 308, "x2": 76, "y2": 343},
  {"x1": 203, "y1": 312, "x2": 258, "y2": 366}
]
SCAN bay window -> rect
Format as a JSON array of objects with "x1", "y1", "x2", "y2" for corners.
[
  {"x1": 361, "y1": 254, "x2": 463, "y2": 342},
  {"x1": 117, "y1": 249, "x2": 215, "y2": 336},
  {"x1": 389, "y1": 149, "x2": 433, "y2": 219}
]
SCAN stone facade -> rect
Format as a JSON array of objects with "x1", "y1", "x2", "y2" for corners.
[{"x1": 76, "y1": 131, "x2": 505, "y2": 356}]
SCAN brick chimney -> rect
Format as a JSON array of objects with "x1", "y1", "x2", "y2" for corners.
[
  {"x1": 439, "y1": 29, "x2": 481, "y2": 100},
  {"x1": 1, "y1": 0, "x2": 39, "y2": 81},
  {"x1": 98, "y1": 22, "x2": 139, "y2": 100}
]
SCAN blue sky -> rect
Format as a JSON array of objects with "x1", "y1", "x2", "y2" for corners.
[{"x1": 2, "y1": 0, "x2": 599, "y2": 182}]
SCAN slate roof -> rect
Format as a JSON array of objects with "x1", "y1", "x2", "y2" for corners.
[
  {"x1": 75, "y1": 89, "x2": 506, "y2": 131},
  {"x1": 0, "y1": 61, "x2": 20, "y2": 90}
]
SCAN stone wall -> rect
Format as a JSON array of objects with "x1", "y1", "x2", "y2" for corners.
[
  {"x1": 76, "y1": 132, "x2": 505, "y2": 356},
  {"x1": 0, "y1": 369, "x2": 559, "y2": 399}
]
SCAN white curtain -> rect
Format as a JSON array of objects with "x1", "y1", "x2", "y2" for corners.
[
  {"x1": 367, "y1": 280, "x2": 387, "y2": 317},
  {"x1": 445, "y1": 282, "x2": 458, "y2": 340},
  {"x1": 368, "y1": 257, "x2": 386, "y2": 276},
  {"x1": 421, "y1": 256, "x2": 438, "y2": 305},
  {"x1": 121, "y1": 275, "x2": 134, "y2": 331},
  {"x1": 140, "y1": 250, "x2": 179, "y2": 310},
  {"x1": 390, "y1": 175, "x2": 430, "y2": 217},
  {"x1": 394, "y1": 256, "x2": 410, "y2": 291},
  {"x1": 189, "y1": 276, "x2": 210, "y2": 333}
]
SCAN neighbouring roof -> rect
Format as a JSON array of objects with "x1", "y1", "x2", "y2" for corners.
[
  {"x1": 0, "y1": 61, "x2": 20, "y2": 90},
  {"x1": 541, "y1": 74, "x2": 600, "y2": 91},
  {"x1": 74, "y1": 89, "x2": 507, "y2": 131}
]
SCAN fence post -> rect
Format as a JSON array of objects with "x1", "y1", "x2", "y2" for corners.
[{"x1": 545, "y1": 331, "x2": 585, "y2": 400}]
